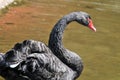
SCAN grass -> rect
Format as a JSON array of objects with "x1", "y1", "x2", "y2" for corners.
[
  {"x1": 10, "y1": 0, "x2": 26, "y2": 6},
  {"x1": 0, "y1": 7, "x2": 9, "y2": 16},
  {"x1": 0, "y1": 0, "x2": 120, "y2": 80}
]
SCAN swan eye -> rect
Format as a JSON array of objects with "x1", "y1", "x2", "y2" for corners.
[{"x1": 89, "y1": 16, "x2": 91, "y2": 19}]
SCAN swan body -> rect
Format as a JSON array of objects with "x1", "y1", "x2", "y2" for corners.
[
  {"x1": 3, "y1": 40, "x2": 76, "y2": 80},
  {"x1": 0, "y1": 11, "x2": 96, "y2": 80}
]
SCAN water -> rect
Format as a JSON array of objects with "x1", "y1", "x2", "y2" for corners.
[{"x1": 0, "y1": 0, "x2": 120, "y2": 80}]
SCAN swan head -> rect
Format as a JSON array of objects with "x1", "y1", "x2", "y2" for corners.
[{"x1": 75, "y1": 12, "x2": 96, "y2": 32}]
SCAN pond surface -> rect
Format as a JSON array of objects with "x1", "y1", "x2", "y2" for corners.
[{"x1": 0, "y1": 0, "x2": 120, "y2": 80}]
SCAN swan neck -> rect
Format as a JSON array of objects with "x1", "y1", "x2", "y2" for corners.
[
  {"x1": 48, "y1": 12, "x2": 83, "y2": 76},
  {"x1": 48, "y1": 13, "x2": 77, "y2": 47}
]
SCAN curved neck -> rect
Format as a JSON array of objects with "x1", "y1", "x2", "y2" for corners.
[
  {"x1": 49, "y1": 12, "x2": 77, "y2": 47},
  {"x1": 48, "y1": 12, "x2": 83, "y2": 77}
]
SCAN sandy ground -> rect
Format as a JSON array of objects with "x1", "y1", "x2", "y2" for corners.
[{"x1": 0, "y1": 5, "x2": 35, "y2": 34}]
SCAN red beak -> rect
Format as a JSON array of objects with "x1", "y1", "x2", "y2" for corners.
[{"x1": 88, "y1": 18, "x2": 96, "y2": 32}]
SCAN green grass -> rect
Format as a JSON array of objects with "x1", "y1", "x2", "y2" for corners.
[
  {"x1": 10, "y1": 0, "x2": 26, "y2": 6},
  {"x1": 0, "y1": 7, "x2": 9, "y2": 16},
  {"x1": 0, "y1": 0, "x2": 120, "y2": 80}
]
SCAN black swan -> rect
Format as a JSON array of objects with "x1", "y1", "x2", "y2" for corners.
[{"x1": 0, "y1": 11, "x2": 96, "y2": 80}]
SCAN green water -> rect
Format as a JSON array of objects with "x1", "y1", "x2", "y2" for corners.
[{"x1": 0, "y1": 0, "x2": 120, "y2": 80}]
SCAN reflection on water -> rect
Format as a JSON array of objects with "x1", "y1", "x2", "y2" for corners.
[{"x1": 0, "y1": 0, "x2": 120, "y2": 80}]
